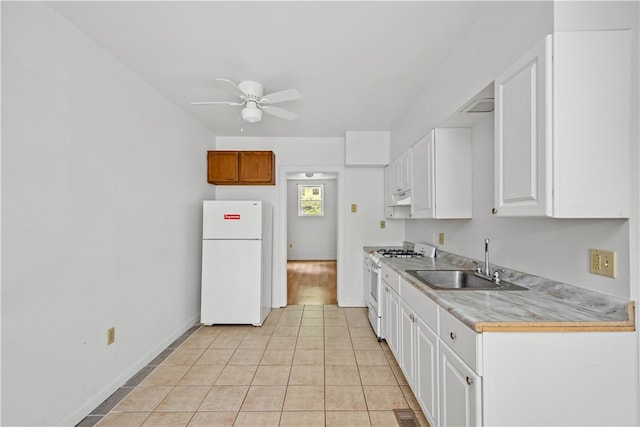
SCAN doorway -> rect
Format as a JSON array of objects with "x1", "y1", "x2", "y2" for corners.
[
  {"x1": 287, "y1": 260, "x2": 337, "y2": 305},
  {"x1": 285, "y1": 172, "x2": 338, "y2": 305}
]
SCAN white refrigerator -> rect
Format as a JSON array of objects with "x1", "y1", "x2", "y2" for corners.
[{"x1": 200, "y1": 200, "x2": 272, "y2": 326}]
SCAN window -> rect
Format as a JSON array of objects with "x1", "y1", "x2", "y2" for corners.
[{"x1": 298, "y1": 184, "x2": 324, "y2": 216}]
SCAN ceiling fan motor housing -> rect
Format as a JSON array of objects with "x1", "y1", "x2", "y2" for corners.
[{"x1": 237, "y1": 80, "x2": 264, "y2": 99}]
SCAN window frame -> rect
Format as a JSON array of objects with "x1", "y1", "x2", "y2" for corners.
[{"x1": 298, "y1": 184, "x2": 324, "y2": 217}]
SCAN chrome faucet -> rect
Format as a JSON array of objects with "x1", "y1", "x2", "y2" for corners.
[
  {"x1": 483, "y1": 238, "x2": 490, "y2": 276},
  {"x1": 475, "y1": 238, "x2": 504, "y2": 284}
]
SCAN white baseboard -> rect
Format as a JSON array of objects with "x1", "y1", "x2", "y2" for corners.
[{"x1": 62, "y1": 313, "x2": 200, "y2": 426}]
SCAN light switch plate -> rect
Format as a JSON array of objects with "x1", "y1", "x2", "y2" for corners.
[
  {"x1": 351, "y1": 204, "x2": 357, "y2": 213},
  {"x1": 107, "y1": 327, "x2": 115, "y2": 345},
  {"x1": 590, "y1": 249, "x2": 616, "y2": 278}
]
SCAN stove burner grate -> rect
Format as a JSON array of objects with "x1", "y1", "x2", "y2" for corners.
[{"x1": 376, "y1": 249, "x2": 424, "y2": 258}]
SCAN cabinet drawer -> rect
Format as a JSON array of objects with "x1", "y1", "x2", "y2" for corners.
[
  {"x1": 400, "y1": 279, "x2": 438, "y2": 331},
  {"x1": 439, "y1": 307, "x2": 482, "y2": 374},
  {"x1": 381, "y1": 264, "x2": 400, "y2": 293}
]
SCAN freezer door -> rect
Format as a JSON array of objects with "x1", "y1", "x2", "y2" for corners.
[
  {"x1": 201, "y1": 239, "x2": 262, "y2": 325},
  {"x1": 203, "y1": 201, "x2": 262, "y2": 239}
]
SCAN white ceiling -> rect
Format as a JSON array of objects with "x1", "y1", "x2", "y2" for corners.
[{"x1": 48, "y1": 1, "x2": 491, "y2": 138}]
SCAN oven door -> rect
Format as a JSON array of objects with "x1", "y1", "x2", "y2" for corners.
[
  {"x1": 369, "y1": 262, "x2": 380, "y2": 314},
  {"x1": 367, "y1": 261, "x2": 382, "y2": 339}
]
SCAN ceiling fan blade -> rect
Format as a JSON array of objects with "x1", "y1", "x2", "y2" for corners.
[
  {"x1": 190, "y1": 101, "x2": 245, "y2": 106},
  {"x1": 259, "y1": 88, "x2": 301, "y2": 104},
  {"x1": 260, "y1": 105, "x2": 298, "y2": 121},
  {"x1": 214, "y1": 78, "x2": 248, "y2": 98}
]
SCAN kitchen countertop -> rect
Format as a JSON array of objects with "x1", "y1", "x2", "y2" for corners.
[{"x1": 373, "y1": 249, "x2": 635, "y2": 333}]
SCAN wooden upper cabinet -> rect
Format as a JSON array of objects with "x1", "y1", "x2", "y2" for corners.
[
  {"x1": 207, "y1": 151, "x2": 239, "y2": 183},
  {"x1": 207, "y1": 150, "x2": 275, "y2": 185}
]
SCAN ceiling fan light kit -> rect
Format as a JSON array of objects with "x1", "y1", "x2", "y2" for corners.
[
  {"x1": 192, "y1": 78, "x2": 301, "y2": 123},
  {"x1": 241, "y1": 102, "x2": 263, "y2": 123}
]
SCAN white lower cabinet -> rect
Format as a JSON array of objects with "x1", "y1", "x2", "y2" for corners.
[
  {"x1": 406, "y1": 304, "x2": 439, "y2": 425},
  {"x1": 384, "y1": 275, "x2": 636, "y2": 427},
  {"x1": 416, "y1": 316, "x2": 439, "y2": 425},
  {"x1": 392, "y1": 285, "x2": 484, "y2": 427},
  {"x1": 439, "y1": 338, "x2": 482, "y2": 427},
  {"x1": 399, "y1": 301, "x2": 416, "y2": 386},
  {"x1": 398, "y1": 281, "x2": 440, "y2": 425},
  {"x1": 382, "y1": 284, "x2": 400, "y2": 359}
]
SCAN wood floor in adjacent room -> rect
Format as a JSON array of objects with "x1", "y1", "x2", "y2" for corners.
[{"x1": 287, "y1": 260, "x2": 337, "y2": 305}]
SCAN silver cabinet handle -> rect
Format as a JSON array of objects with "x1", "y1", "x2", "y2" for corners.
[
  {"x1": 466, "y1": 376, "x2": 473, "y2": 385},
  {"x1": 449, "y1": 332, "x2": 456, "y2": 341}
]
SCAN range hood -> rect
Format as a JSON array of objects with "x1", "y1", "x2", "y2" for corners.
[
  {"x1": 392, "y1": 189, "x2": 411, "y2": 205},
  {"x1": 459, "y1": 97, "x2": 494, "y2": 113}
]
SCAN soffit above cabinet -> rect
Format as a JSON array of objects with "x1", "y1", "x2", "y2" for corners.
[{"x1": 345, "y1": 131, "x2": 390, "y2": 166}]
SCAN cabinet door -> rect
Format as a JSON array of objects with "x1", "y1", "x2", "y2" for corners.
[
  {"x1": 390, "y1": 157, "x2": 403, "y2": 194},
  {"x1": 410, "y1": 132, "x2": 435, "y2": 218},
  {"x1": 399, "y1": 302, "x2": 416, "y2": 387},
  {"x1": 207, "y1": 151, "x2": 239, "y2": 183},
  {"x1": 239, "y1": 151, "x2": 275, "y2": 184},
  {"x1": 439, "y1": 342, "x2": 482, "y2": 427},
  {"x1": 494, "y1": 35, "x2": 552, "y2": 217},
  {"x1": 386, "y1": 287, "x2": 400, "y2": 359},
  {"x1": 415, "y1": 317, "x2": 439, "y2": 427},
  {"x1": 399, "y1": 151, "x2": 412, "y2": 192},
  {"x1": 362, "y1": 256, "x2": 371, "y2": 305}
]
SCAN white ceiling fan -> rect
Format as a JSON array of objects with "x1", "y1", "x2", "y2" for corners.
[{"x1": 191, "y1": 78, "x2": 301, "y2": 123}]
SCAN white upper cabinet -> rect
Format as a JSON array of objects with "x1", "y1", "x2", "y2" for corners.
[
  {"x1": 411, "y1": 129, "x2": 472, "y2": 219},
  {"x1": 384, "y1": 150, "x2": 412, "y2": 212},
  {"x1": 494, "y1": 30, "x2": 630, "y2": 218},
  {"x1": 390, "y1": 150, "x2": 412, "y2": 196}
]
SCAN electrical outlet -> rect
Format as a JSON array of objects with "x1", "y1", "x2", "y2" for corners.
[
  {"x1": 107, "y1": 327, "x2": 115, "y2": 345},
  {"x1": 351, "y1": 204, "x2": 357, "y2": 213},
  {"x1": 590, "y1": 249, "x2": 616, "y2": 278},
  {"x1": 380, "y1": 220, "x2": 386, "y2": 229},
  {"x1": 289, "y1": 243, "x2": 293, "y2": 249},
  {"x1": 439, "y1": 232, "x2": 445, "y2": 245}
]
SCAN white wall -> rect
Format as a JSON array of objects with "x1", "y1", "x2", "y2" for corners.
[
  {"x1": 391, "y1": 1, "x2": 554, "y2": 158},
  {"x1": 287, "y1": 179, "x2": 337, "y2": 260},
  {"x1": 393, "y1": 0, "x2": 638, "y2": 297},
  {"x1": 407, "y1": 115, "x2": 630, "y2": 297},
  {"x1": 215, "y1": 137, "x2": 405, "y2": 307},
  {"x1": 394, "y1": 2, "x2": 639, "y2": 420},
  {"x1": 1, "y1": 3, "x2": 215, "y2": 425}
]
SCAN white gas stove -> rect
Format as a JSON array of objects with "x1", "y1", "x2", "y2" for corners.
[{"x1": 367, "y1": 243, "x2": 436, "y2": 339}]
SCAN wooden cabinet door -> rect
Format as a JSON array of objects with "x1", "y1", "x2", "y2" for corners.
[
  {"x1": 207, "y1": 151, "x2": 239, "y2": 184},
  {"x1": 207, "y1": 151, "x2": 275, "y2": 185},
  {"x1": 239, "y1": 151, "x2": 275, "y2": 184}
]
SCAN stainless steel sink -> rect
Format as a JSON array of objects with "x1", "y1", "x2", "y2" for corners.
[{"x1": 405, "y1": 270, "x2": 528, "y2": 291}]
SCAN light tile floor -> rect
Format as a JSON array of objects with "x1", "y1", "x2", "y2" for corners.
[{"x1": 80, "y1": 305, "x2": 429, "y2": 427}]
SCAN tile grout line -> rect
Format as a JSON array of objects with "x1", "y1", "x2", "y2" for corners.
[{"x1": 81, "y1": 305, "x2": 418, "y2": 427}]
